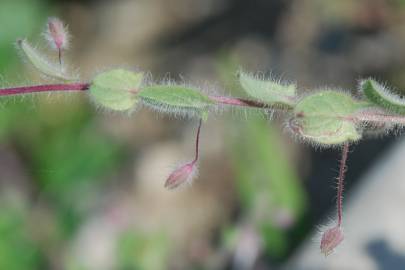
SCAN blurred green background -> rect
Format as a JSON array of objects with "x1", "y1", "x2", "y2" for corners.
[{"x1": 0, "y1": 0, "x2": 404, "y2": 269}]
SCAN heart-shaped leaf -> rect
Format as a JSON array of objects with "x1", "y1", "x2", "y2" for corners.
[
  {"x1": 293, "y1": 91, "x2": 363, "y2": 145},
  {"x1": 89, "y1": 69, "x2": 143, "y2": 111}
]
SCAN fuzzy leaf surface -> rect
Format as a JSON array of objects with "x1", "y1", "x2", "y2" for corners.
[
  {"x1": 139, "y1": 85, "x2": 214, "y2": 118},
  {"x1": 361, "y1": 78, "x2": 405, "y2": 115},
  {"x1": 293, "y1": 91, "x2": 363, "y2": 145},
  {"x1": 239, "y1": 72, "x2": 296, "y2": 107},
  {"x1": 17, "y1": 39, "x2": 75, "y2": 81},
  {"x1": 89, "y1": 69, "x2": 142, "y2": 111}
]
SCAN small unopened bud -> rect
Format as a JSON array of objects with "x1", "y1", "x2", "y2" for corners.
[
  {"x1": 320, "y1": 226, "x2": 344, "y2": 256},
  {"x1": 165, "y1": 119, "x2": 202, "y2": 190},
  {"x1": 165, "y1": 162, "x2": 198, "y2": 190},
  {"x1": 44, "y1": 17, "x2": 70, "y2": 51}
]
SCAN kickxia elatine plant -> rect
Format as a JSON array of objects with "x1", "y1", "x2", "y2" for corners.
[{"x1": 3, "y1": 17, "x2": 405, "y2": 256}]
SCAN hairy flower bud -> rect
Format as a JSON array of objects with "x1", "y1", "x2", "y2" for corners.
[
  {"x1": 44, "y1": 17, "x2": 70, "y2": 51},
  {"x1": 165, "y1": 162, "x2": 198, "y2": 190},
  {"x1": 320, "y1": 226, "x2": 344, "y2": 256}
]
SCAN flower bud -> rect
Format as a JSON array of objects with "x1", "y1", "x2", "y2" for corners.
[
  {"x1": 320, "y1": 226, "x2": 344, "y2": 256},
  {"x1": 165, "y1": 162, "x2": 198, "y2": 190},
  {"x1": 44, "y1": 17, "x2": 70, "y2": 51}
]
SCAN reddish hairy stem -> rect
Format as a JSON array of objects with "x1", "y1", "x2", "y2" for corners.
[
  {"x1": 0, "y1": 83, "x2": 276, "y2": 110},
  {"x1": 337, "y1": 143, "x2": 349, "y2": 227},
  {"x1": 209, "y1": 95, "x2": 270, "y2": 109},
  {"x1": 192, "y1": 119, "x2": 202, "y2": 165},
  {"x1": 354, "y1": 112, "x2": 405, "y2": 125},
  {"x1": 6, "y1": 84, "x2": 405, "y2": 127},
  {"x1": 0, "y1": 83, "x2": 90, "y2": 96}
]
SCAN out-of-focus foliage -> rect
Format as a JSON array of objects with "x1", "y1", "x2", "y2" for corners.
[
  {"x1": 230, "y1": 116, "x2": 307, "y2": 259},
  {"x1": 0, "y1": 195, "x2": 44, "y2": 270},
  {"x1": 0, "y1": 2, "x2": 127, "y2": 267},
  {"x1": 0, "y1": 0, "x2": 46, "y2": 76},
  {"x1": 215, "y1": 52, "x2": 308, "y2": 262},
  {"x1": 117, "y1": 230, "x2": 169, "y2": 270},
  {"x1": 0, "y1": 94, "x2": 125, "y2": 234}
]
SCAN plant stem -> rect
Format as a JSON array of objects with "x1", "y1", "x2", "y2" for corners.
[
  {"x1": 58, "y1": 48, "x2": 63, "y2": 67},
  {"x1": 9, "y1": 83, "x2": 405, "y2": 126},
  {"x1": 192, "y1": 119, "x2": 202, "y2": 164},
  {"x1": 209, "y1": 95, "x2": 271, "y2": 109},
  {"x1": 0, "y1": 83, "x2": 90, "y2": 96},
  {"x1": 337, "y1": 142, "x2": 349, "y2": 227},
  {"x1": 0, "y1": 83, "x2": 277, "y2": 110},
  {"x1": 354, "y1": 112, "x2": 405, "y2": 125}
]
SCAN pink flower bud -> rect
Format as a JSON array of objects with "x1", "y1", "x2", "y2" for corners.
[
  {"x1": 320, "y1": 226, "x2": 344, "y2": 256},
  {"x1": 44, "y1": 17, "x2": 70, "y2": 51},
  {"x1": 165, "y1": 162, "x2": 198, "y2": 190}
]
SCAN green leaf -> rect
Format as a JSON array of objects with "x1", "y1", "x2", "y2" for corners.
[
  {"x1": 89, "y1": 69, "x2": 142, "y2": 111},
  {"x1": 17, "y1": 39, "x2": 75, "y2": 81},
  {"x1": 360, "y1": 78, "x2": 405, "y2": 115},
  {"x1": 239, "y1": 71, "x2": 296, "y2": 107},
  {"x1": 293, "y1": 91, "x2": 362, "y2": 145},
  {"x1": 0, "y1": 0, "x2": 46, "y2": 75},
  {"x1": 139, "y1": 85, "x2": 214, "y2": 118}
]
